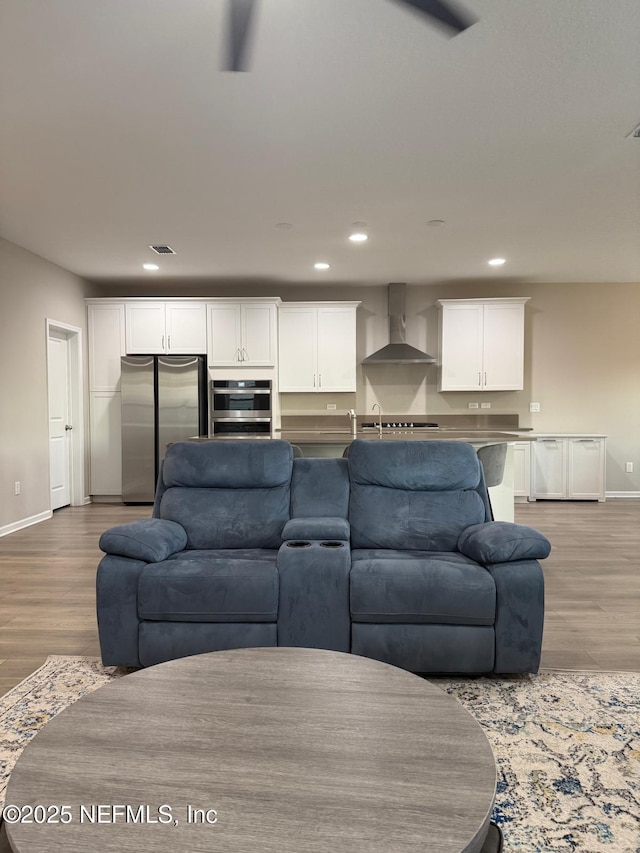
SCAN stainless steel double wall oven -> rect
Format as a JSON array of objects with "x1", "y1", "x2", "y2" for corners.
[{"x1": 210, "y1": 379, "x2": 272, "y2": 437}]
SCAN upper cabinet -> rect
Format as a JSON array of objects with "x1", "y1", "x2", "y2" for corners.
[
  {"x1": 88, "y1": 303, "x2": 125, "y2": 392},
  {"x1": 207, "y1": 301, "x2": 277, "y2": 367},
  {"x1": 437, "y1": 298, "x2": 529, "y2": 391},
  {"x1": 279, "y1": 303, "x2": 360, "y2": 392},
  {"x1": 125, "y1": 302, "x2": 207, "y2": 354}
]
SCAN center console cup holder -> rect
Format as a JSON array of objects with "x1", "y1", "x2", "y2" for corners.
[
  {"x1": 286, "y1": 541, "x2": 311, "y2": 548},
  {"x1": 320, "y1": 541, "x2": 345, "y2": 548}
]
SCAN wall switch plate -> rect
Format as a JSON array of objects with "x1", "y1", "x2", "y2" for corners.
[
  {"x1": 480, "y1": 402, "x2": 491, "y2": 409},
  {"x1": 14, "y1": 481, "x2": 21, "y2": 495},
  {"x1": 626, "y1": 462, "x2": 634, "y2": 473},
  {"x1": 326, "y1": 404, "x2": 337, "y2": 410},
  {"x1": 468, "y1": 402, "x2": 479, "y2": 409},
  {"x1": 529, "y1": 402, "x2": 541, "y2": 413}
]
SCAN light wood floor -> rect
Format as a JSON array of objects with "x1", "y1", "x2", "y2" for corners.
[{"x1": 0, "y1": 500, "x2": 638, "y2": 696}]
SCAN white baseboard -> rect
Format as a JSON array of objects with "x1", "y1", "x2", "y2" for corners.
[
  {"x1": 0, "y1": 510, "x2": 53, "y2": 538},
  {"x1": 606, "y1": 491, "x2": 640, "y2": 499}
]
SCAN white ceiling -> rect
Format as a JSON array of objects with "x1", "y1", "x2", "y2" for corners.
[{"x1": 1, "y1": 0, "x2": 639, "y2": 284}]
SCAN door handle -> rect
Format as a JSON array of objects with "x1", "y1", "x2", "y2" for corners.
[
  {"x1": 162, "y1": 335, "x2": 165, "y2": 350},
  {"x1": 167, "y1": 335, "x2": 171, "y2": 351},
  {"x1": 318, "y1": 374, "x2": 322, "y2": 388},
  {"x1": 242, "y1": 348, "x2": 248, "y2": 362},
  {"x1": 65, "y1": 424, "x2": 73, "y2": 431}
]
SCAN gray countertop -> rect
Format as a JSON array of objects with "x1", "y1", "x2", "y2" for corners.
[
  {"x1": 279, "y1": 429, "x2": 532, "y2": 444},
  {"x1": 191, "y1": 430, "x2": 533, "y2": 443}
]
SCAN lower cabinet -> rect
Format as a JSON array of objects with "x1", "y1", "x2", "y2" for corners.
[
  {"x1": 90, "y1": 393, "x2": 122, "y2": 497},
  {"x1": 513, "y1": 442, "x2": 531, "y2": 500},
  {"x1": 530, "y1": 435, "x2": 606, "y2": 501}
]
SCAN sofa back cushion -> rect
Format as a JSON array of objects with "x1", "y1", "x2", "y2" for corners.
[
  {"x1": 291, "y1": 457, "x2": 350, "y2": 518},
  {"x1": 157, "y1": 440, "x2": 293, "y2": 549},
  {"x1": 348, "y1": 440, "x2": 487, "y2": 550}
]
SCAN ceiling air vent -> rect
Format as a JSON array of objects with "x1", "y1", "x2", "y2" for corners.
[{"x1": 149, "y1": 245, "x2": 176, "y2": 254}]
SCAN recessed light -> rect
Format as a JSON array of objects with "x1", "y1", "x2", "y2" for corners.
[
  {"x1": 488, "y1": 258, "x2": 507, "y2": 266},
  {"x1": 349, "y1": 233, "x2": 368, "y2": 243},
  {"x1": 426, "y1": 219, "x2": 446, "y2": 227},
  {"x1": 314, "y1": 262, "x2": 331, "y2": 270},
  {"x1": 143, "y1": 263, "x2": 160, "y2": 271},
  {"x1": 275, "y1": 222, "x2": 293, "y2": 230}
]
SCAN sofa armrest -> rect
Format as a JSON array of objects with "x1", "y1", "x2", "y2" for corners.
[
  {"x1": 96, "y1": 554, "x2": 146, "y2": 667},
  {"x1": 458, "y1": 522, "x2": 551, "y2": 564},
  {"x1": 282, "y1": 517, "x2": 350, "y2": 542},
  {"x1": 485, "y1": 560, "x2": 545, "y2": 673},
  {"x1": 99, "y1": 519, "x2": 187, "y2": 563}
]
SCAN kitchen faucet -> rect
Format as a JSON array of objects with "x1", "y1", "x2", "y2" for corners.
[
  {"x1": 372, "y1": 403, "x2": 383, "y2": 438},
  {"x1": 347, "y1": 409, "x2": 358, "y2": 438}
]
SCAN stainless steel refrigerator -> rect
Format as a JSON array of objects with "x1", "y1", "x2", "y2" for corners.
[{"x1": 121, "y1": 355, "x2": 208, "y2": 503}]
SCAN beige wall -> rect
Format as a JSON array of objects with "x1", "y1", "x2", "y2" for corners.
[
  {"x1": 98, "y1": 277, "x2": 640, "y2": 494},
  {"x1": 0, "y1": 238, "x2": 90, "y2": 532},
  {"x1": 2, "y1": 240, "x2": 635, "y2": 530}
]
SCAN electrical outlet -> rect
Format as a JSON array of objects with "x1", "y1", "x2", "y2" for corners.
[
  {"x1": 529, "y1": 402, "x2": 541, "y2": 413},
  {"x1": 480, "y1": 402, "x2": 491, "y2": 409},
  {"x1": 14, "y1": 481, "x2": 21, "y2": 495},
  {"x1": 326, "y1": 404, "x2": 337, "y2": 410},
  {"x1": 626, "y1": 462, "x2": 634, "y2": 473},
  {"x1": 468, "y1": 402, "x2": 479, "y2": 409}
]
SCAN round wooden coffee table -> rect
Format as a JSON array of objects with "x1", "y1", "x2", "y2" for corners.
[{"x1": 4, "y1": 648, "x2": 496, "y2": 853}]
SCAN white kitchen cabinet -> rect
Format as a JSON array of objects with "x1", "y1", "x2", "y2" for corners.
[
  {"x1": 207, "y1": 301, "x2": 277, "y2": 366},
  {"x1": 437, "y1": 298, "x2": 529, "y2": 391},
  {"x1": 513, "y1": 441, "x2": 531, "y2": 500},
  {"x1": 278, "y1": 307, "x2": 316, "y2": 390},
  {"x1": 568, "y1": 438, "x2": 607, "y2": 500},
  {"x1": 88, "y1": 303, "x2": 125, "y2": 391},
  {"x1": 531, "y1": 438, "x2": 567, "y2": 499},
  {"x1": 531, "y1": 435, "x2": 606, "y2": 501},
  {"x1": 125, "y1": 302, "x2": 207, "y2": 354},
  {"x1": 278, "y1": 303, "x2": 360, "y2": 392},
  {"x1": 89, "y1": 392, "x2": 122, "y2": 496}
]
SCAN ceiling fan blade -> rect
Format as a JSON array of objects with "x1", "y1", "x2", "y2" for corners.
[
  {"x1": 390, "y1": 0, "x2": 476, "y2": 34},
  {"x1": 225, "y1": 0, "x2": 258, "y2": 72}
]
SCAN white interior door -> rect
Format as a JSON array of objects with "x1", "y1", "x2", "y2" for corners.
[{"x1": 48, "y1": 333, "x2": 72, "y2": 509}]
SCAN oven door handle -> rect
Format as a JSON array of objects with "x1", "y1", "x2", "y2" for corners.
[{"x1": 211, "y1": 417, "x2": 272, "y2": 423}]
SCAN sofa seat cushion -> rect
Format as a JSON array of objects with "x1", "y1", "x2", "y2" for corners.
[
  {"x1": 350, "y1": 550, "x2": 496, "y2": 626},
  {"x1": 138, "y1": 556, "x2": 278, "y2": 623}
]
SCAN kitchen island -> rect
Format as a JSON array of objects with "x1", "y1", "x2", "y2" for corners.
[
  {"x1": 274, "y1": 427, "x2": 531, "y2": 522},
  {"x1": 193, "y1": 416, "x2": 535, "y2": 522}
]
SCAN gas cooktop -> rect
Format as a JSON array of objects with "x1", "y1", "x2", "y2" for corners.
[{"x1": 361, "y1": 422, "x2": 439, "y2": 430}]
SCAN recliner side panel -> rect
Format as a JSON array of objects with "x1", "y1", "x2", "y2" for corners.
[{"x1": 96, "y1": 555, "x2": 144, "y2": 667}]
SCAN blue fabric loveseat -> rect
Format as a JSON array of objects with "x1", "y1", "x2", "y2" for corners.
[{"x1": 96, "y1": 439, "x2": 550, "y2": 673}]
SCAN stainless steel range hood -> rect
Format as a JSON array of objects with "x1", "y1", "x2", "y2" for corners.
[{"x1": 362, "y1": 283, "x2": 436, "y2": 364}]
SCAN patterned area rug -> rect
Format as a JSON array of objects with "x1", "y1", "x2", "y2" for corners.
[
  {"x1": 437, "y1": 671, "x2": 640, "y2": 852},
  {"x1": 1, "y1": 658, "x2": 638, "y2": 852}
]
